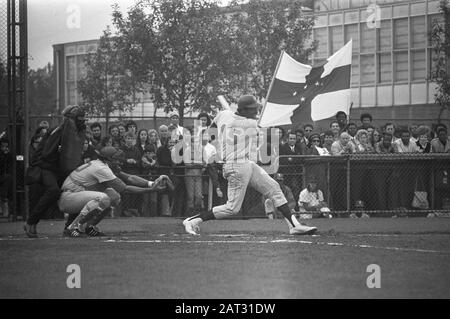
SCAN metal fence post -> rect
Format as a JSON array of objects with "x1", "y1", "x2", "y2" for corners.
[{"x1": 346, "y1": 155, "x2": 351, "y2": 214}]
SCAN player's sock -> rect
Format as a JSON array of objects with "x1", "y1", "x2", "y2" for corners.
[
  {"x1": 65, "y1": 214, "x2": 77, "y2": 229},
  {"x1": 277, "y1": 203, "x2": 300, "y2": 228}
]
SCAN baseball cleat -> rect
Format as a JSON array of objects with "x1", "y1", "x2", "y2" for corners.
[
  {"x1": 290, "y1": 224, "x2": 318, "y2": 235},
  {"x1": 85, "y1": 225, "x2": 106, "y2": 237},
  {"x1": 183, "y1": 217, "x2": 200, "y2": 235},
  {"x1": 63, "y1": 228, "x2": 87, "y2": 238}
]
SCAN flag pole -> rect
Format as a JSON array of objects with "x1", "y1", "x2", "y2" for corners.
[{"x1": 258, "y1": 51, "x2": 285, "y2": 127}]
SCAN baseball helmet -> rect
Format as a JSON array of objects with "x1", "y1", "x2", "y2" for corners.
[{"x1": 237, "y1": 95, "x2": 259, "y2": 111}]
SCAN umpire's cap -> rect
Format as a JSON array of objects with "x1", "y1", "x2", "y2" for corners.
[{"x1": 237, "y1": 95, "x2": 259, "y2": 111}]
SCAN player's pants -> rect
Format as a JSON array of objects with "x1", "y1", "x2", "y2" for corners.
[
  {"x1": 58, "y1": 191, "x2": 111, "y2": 215},
  {"x1": 212, "y1": 162, "x2": 287, "y2": 219}
]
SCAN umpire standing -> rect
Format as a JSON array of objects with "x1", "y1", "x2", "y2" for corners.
[{"x1": 24, "y1": 105, "x2": 87, "y2": 237}]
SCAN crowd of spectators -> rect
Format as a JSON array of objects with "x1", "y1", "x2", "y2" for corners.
[
  {"x1": 275, "y1": 112, "x2": 450, "y2": 215},
  {"x1": 1, "y1": 109, "x2": 450, "y2": 219}
]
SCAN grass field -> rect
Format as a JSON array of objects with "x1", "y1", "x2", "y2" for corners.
[{"x1": 1, "y1": 217, "x2": 450, "y2": 299}]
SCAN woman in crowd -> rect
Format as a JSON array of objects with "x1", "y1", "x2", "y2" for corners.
[
  {"x1": 329, "y1": 121, "x2": 341, "y2": 141},
  {"x1": 148, "y1": 129, "x2": 161, "y2": 150},
  {"x1": 415, "y1": 125, "x2": 432, "y2": 153},
  {"x1": 354, "y1": 129, "x2": 374, "y2": 153},
  {"x1": 137, "y1": 129, "x2": 150, "y2": 155},
  {"x1": 370, "y1": 128, "x2": 381, "y2": 149}
]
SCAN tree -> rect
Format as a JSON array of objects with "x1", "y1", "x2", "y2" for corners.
[
  {"x1": 112, "y1": 0, "x2": 246, "y2": 125},
  {"x1": 431, "y1": 0, "x2": 450, "y2": 123},
  {"x1": 78, "y1": 28, "x2": 138, "y2": 130},
  {"x1": 229, "y1": 0, "x2": 316, "y2": 100},
  {"x1": 28, "y1": 63, "x2": 55, "y2": 116}
]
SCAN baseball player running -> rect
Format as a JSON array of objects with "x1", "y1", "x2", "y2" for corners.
[
  {"x1": 59, "y1": 146, "x2": 169, "y2": 237},
  {"x1": 183, "y1": 95, "x2": 317, "y2": 235}
]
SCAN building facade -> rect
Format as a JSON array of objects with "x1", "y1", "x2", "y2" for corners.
[
  {"x1": 312, "y1": 0, "x2": 448, "y2": 128},
  {"x1": 53, "y1": 39, "x2": 173, "y2": 120},
  {"x1": 53, "y1": 0, "x2": 449, "y2": 128}
]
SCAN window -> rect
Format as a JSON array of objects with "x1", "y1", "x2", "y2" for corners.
[
  {"x1": 394, "y1": 18, "x2": 409, "y2": 49},
  {"x1": 360, "y1": 54, "x2": 375, "y2": 84},
  {"x1": 66, "y1": 56, "x2": 76, "y2": 81},
  {"x1": 360, "y1": 23, "x2": 375, "y2": 53},
  {"x1": 66, "y1": 82, "x2": 76, "y2": 105},
  {"x1": 76, "y1": 55, "x2": 86, "y2": 79},
  {"x1": 314, "y1": 28, "x2": 328, "y2": 58},
  {"x1": 394, "y1": 51, "x2": 408, "y2": 82},
  {"x1": 411, "y1": 50, "x2": 426, "y2": 81},
  {"x1": 345, "y1": 24, "x2": 359, "y2": 52},
  {"x1": 351, "y1": 55, "x2": 359, "y2": 86},
  {"x1": 378, "y1": 20, "x2": 391, "y2": 51},
  {"x1": 330, "y1": 26, "x2": 343, "y2": 54},
  {"x1": 378, "y1": 53, "x2": 392, "y2": 83},
  {"x1": 411, "y1": 16, "x2": 426, "y2": 48}
]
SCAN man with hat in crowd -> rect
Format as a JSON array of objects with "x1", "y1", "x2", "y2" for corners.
[
  {"x1": 182, "y1": 94, "x2": 318, "y2": 235},
  {"x1": 24, "y1": 105, "x2": 87, "y2": 237},
  {"x1": 168, "y1": 110, "x2": 185, "y2": 140}
]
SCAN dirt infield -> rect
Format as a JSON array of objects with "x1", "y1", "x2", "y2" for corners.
[{"x1": 1, "y1": 217, "x2": 450, "y2": 299}]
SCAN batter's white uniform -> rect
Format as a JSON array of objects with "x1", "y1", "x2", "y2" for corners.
[
  {"x1": 58, "y1": 160, "x2": 117, "y2": 215},
  {"x1": 211, "y1": 110, "x2": 287, "y2": 218}
]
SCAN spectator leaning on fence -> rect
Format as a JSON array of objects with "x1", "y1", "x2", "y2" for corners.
[
  {"x1": 307, "y1": 133, "x2": 330, "y2": 156},
  {"x1": 415, "y1": 125, "x2": 432, "y2": 153},
  {"x1": 354, "y1": 129, "x2": 374, "y2": 154},
  {"x1": 375, "y1": 132, "x2": 396, "y2": 154},
  {"x1": 331, "y1": 132, "x2": 356, "y2": 155},
  {"x1": 431, "y1": 127, "x2": 450, "y2": 153},
  {"x1": 394, "y1": 127, "x2": 419, "y2": 153}
]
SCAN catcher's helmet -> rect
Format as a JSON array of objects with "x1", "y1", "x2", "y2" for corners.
[{"x1": 98, "y1": 146, "x2": 124, "y2": 162}]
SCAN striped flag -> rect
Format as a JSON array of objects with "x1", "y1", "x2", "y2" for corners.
[{"x1": 258, "y1": 40, "x2": 352, "y2": 127}]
